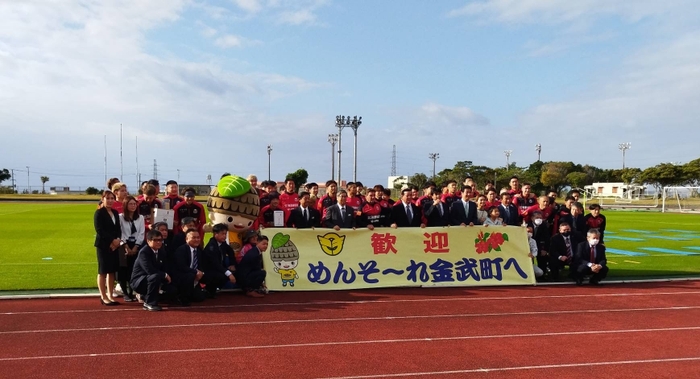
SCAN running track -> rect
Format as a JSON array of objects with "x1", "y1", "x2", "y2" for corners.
[{"x1": 2, "y1": 281, "x2": 700, "y2": 378}]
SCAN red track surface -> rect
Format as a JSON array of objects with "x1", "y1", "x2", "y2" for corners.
[{"x1": 2, "y1": 281, "x2": 700, "y2": 378}]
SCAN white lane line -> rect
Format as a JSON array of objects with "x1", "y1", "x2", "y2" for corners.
[
  {"x1": 318, "y1": 357, "x2": 700, "y2": 379},
  {"x1": 4, "y1": 290, "x2": 700, "y2": 316},
  {"x1": 2, "y1": 306, "x2": 700, "y2": 335},
  {"x1": 2, "y1": 326, "x2": 700, "y2": 362}
]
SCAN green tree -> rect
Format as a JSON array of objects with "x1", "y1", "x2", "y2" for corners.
[
  {"x1": 640, "y1": 163, "x2": 685, "y2": 192},
  {"x1": 40, "y1": 176, "x2": 49, "y2": 194},
  {"x1": 284, "y1": 168, "x2": 309, "y2": 191},
  {"x1": 408, "y1": 172, "x2": 429, "y2": 190},
  {"x1": 682, "y1": 158, "x2": 700, "y2": 186},
  {"x1": 566, "y1": 172, "x2": 589, "y2": 189},
  {"x1": 0, "y1": 168, "x2": 10, "y2": 184},
  {"x1": 86, "y1": 187, "x2": 100, "y2": 195},
  {"x1": 620, "y1": 168, "x2": 642, "y2": 184},
  {"x1": 540, "y1": 162, "x2": 575, "y2": 193}
]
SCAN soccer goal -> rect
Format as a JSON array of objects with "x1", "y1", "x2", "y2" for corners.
[{"x1": 662, "y1": 186, "x2": 700, "y2": 213}]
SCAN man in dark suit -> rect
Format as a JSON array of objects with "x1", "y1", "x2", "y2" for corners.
[
  {"x1": 423, "y1": 188, "x2": 449, "y2": 227},
  {"x1": 287, "y1": 191, "x2": 321, "y2": 228},
  {"x1": 548, "y1": 222, "x2": 582, "y2": 281},
  {"x1": 201, "y1": 223, "x2": 237, "y2": 297},
  {"x1": 170, "y1": 229, "x2": 213, "y2": 305},
  {"x1": 569, "y1": 202, "x2": 587, "y2": 240},
  {"x1": 449, "y1": 185, "x2": 478, "y2": 226},
  {"x1": 498, "y1": 192, "x2": 520, "y2": 226},
  {"x1": 323, "y1": 190, "x2": 358, "y2": 230},
  {"x1": 391, "y1": 188, "x2": 424, "y2": 228},
  {"x1": 131, "y1": 230, "x2": 173, "y2": 311},
  {"x1": 528, "y1": 210, "x2": 551, "y2": 278},
  {"x1": 573, "y1": 229, "x2": 609, "y2": 285}
]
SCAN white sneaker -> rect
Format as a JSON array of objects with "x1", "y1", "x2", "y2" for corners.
[{"x1": 113, "y1": 283, "x2": 124, "y2": 297}]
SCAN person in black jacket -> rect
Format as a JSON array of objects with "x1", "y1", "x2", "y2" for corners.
[
  {"x1": 548, "y1": 222, "x2": 582, "y2": 281},
  {"x1": 236, "y1": 233, "x2": 267, "y2": 298},
  {"x1": 423, "y1": 188, "x2": 449, "y2": 227},
  {"x1": 201, "y1": 223, "x2": 237, "y2": 297},
  {"x1": 528, "y1": 210, "x2": 551, "y2": 279},
  {"x1": 131, "y1": 229, "x2": 173, "y2": 311},
  {"x1": 287, "y1": 192, "x2": 321, "y2": 228},
  {"x1": 94, "y1": 190, "x2": 122, "y2": 306}
]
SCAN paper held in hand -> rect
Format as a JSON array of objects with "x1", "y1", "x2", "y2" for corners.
[{"x1": 153, "y1": 208, "x2": 175, "y2": 229}]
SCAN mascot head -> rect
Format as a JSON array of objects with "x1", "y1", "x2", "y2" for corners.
[{"x1": 207, "y1": 175, "x2": 260, "y2": 238}]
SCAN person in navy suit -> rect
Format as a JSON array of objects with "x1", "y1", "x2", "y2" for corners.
[
  {"x1": 497, "y1": 192, "x2": 520, "y2": 226},
  {"x1": 449, "y1": 185, "x2": 478, "y2": 226},
  {"x1": 131, "y1": 229, "x2": 174, "y2": 311},
  {"x1": 170, "y1": 229, "x2": 217, "y2": 305},
  {"x1": 573, "y1": 229, "x2": 609, "y2": 285},
  {"x1": 287, "y1": 191, "x2": 321, "y2": 228},
  {"x1": 94, "y1": 190, "x2": 122, "y2": 306},
  {"x1": 548, "y1": 222, "x2": 582, "y2": 281},
  {"x1": 323, "y1": 190, "x2": 358, "y2": 229},
  {"x1": 391, "y1": 188, "x2": 424, "y2": 228},
  {"x1": 423, "y1": 188, "x2": 449, "y2": 227}
]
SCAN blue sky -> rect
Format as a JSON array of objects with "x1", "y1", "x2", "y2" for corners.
[{"x1": 2, "y1": 0, "x2": 700, "y2": 191}]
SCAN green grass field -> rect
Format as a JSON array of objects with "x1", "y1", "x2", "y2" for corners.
[{"x1": 0, "y1": 203, "x2": 699, "y2": 291}]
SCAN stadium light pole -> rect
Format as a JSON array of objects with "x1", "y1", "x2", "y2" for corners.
[
  {"x1": 428, "y1": 153, "x2": 440, "y2": 178},
  {"x1": 267, "y1": 145, "x2": 273, "y2": 181},
  {"x1": 535, "y1": 143, "x2": 542, "y2": 161},
  {"x1": 349, "y1": 116, "x2": 362, "y2": 182},
  {"x1": 619, "y1": 143, "x2": 631, "y2": 169},
  {"x1": 328, "y1": 134, "x2": 338, "y2": 180},
  {"x1": 504, "y1": 150, "x2": 513, "y2": 168},
  {"x1": 26, "y1": 166, "x2": 29, "y2": 193}
]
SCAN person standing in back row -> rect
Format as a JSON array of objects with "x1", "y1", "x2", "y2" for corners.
[{"x1": 94, "y1": 190, "x2": 122, "y2": 306}]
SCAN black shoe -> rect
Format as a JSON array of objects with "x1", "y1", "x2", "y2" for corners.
[
  {"x1": 143, "y1": 303, "x2": 162, "y2": 311},
  {"x1": 177, "y1": 299, "x2": 191, "y2": 307},
  {"x1": 575, "y1": 278, "x2": 583, "y2": 286},
  {"x1": 590, "y1": 279, "x2": 601, "y2": 286},
  {"x1": 123, "y1": 295, "x2": 136, "y2": 302}
]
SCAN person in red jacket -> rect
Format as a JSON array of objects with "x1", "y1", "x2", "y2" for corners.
[
  {"x1": 523, "y1": 195, "x2": 554, "y2": 226},
  {"x1": 279, "y1": 178, "x2": 299, "y2": 213},
  {"x1": 255, "y1": 193, "x2": 289, "y2": 229},
  {"x1": 512, "y1": 182, "x2": 537, "y2": 219},
  {"x1": 584, "y1": 204, "x2": 607, "y2": 243},
  {"x1": 346, "y1": 182, "x2": 364, "y2": 213},
  {"x1": 172, "y1": 188, "x2": 206, "y2": 237},
  {"x1": 317, "y1": 180, "x2": 338, "y2": 218},
  {"x1": 162, "y1": 180, "x2": 184, "y2": 210}
]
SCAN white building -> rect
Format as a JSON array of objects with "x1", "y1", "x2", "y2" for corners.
[
  {"x1": 387, "y1": 175, "x2": 409, "y2": 190},
  {"x1": 583, "y1": 182, "x2": 645, "y2": 199}
]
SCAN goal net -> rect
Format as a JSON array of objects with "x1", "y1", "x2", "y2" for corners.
[{"x1": 662, "y1": 186, "x2": 700, "y2": 213}]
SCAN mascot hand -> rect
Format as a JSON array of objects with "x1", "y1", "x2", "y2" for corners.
[{"x1": 203, "y1": 223, "x2": 214, "y2": 233}]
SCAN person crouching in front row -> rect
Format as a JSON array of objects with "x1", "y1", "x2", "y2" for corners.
[
  {"x1": 573, "y1": 229, "x2": 609, "y2": 286},
  {"x1": 131, "y1": 230, "x2": 175, "y2": 311},
  {"x1": 236, "y1": 233, "x2": 268, "y2": 298}
]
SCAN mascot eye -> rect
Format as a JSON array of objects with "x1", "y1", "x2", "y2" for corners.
[
  {"x1": 227, "y1": 217, "x2": 233, "y2": 222},
  {"x1": 247, "y1": 221, "x2": 252, "y2": 226}
]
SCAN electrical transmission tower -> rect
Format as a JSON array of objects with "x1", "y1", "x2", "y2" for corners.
[
  {"x1": 153, "y1": 159, "x2": 158, "y2": 180},
  {"x1": 391, "y1": 145, "x2": 397, "y2": 176}
]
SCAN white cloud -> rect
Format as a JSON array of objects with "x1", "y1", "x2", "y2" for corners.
[
  {"x1": 214, "y1": 34, "x2": 243, "y2": 48},
  {"x1": 232, "y1": 0, "x2": 263, "y2": 13},
  {"x1": 276, "y1": 9, "x2": 316, "y2": 25}
]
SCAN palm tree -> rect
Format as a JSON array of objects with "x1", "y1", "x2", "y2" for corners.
[{"x1": 40, "y1": 176, "x2": 49, "y2": 194}]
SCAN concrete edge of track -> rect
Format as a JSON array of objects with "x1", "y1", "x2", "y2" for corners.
[{"x1": 2, "y1": 277, "x2": 700, "y2": 300}]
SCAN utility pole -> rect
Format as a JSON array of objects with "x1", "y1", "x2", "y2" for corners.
[
  {"x1": 428, "y1": 153, "x2": 440, "y2": 178},
  {"x1": 391, "y1": 145, "x2": 397, "y2": 176},
  {"x1": 177, "y1": 169, "x2": 180, "y2": 182},
  {"x1": 11, "y1": 169, "x2": 15, "y2": 193},
  {"x1": 26, "y1": 166, "x2": 30, "y2": 193},
  {"x1": 120, "y1": 123, "x2": 123, "y2": 180},
  {"x1": 153, "y1": 159, "x2": 158, "y2": 180}
]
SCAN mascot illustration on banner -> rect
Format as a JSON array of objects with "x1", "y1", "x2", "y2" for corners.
[
  {"x1": 270, "y1": 233, "x2": 300, "y2": 287},
  {"x1": 206, "y1": 175, "x2": 260, "y2": 254}
]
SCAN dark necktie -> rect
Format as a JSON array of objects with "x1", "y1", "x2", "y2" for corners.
[
  {"x1": 406, "y1": 205, "x2": 413, "y2": 223},
  {"x1": 192, "y1": 248, "x2": 198, "y2": 270},
  {"x1": 438, "y1": 203, "x2": 443, "y2": 216},
  {"x1": 303, "y1": 208, "x2": 308, "y2": 221},
  {"x1": 590, "y1": 246, "x2": 595, "y2": 263},
  {"x1": 565, "y1": 237, "x2": 573, "y2": 259},
  {"x1": 504, "y1": 206, "x2": 509, "y2": 219},
  {"x1": 340, "y1": 207, "x2": 345, "y2": 221}
]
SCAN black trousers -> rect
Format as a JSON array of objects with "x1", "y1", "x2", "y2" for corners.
[
  {"x1": 200, "y1": 271, "x2": 228, "y2": 294},
  {"x1": 132, "y1": 273, "x2": 165, "y2": 306},
  {"x1": 574, "y1": 265, "x2": 609, "y2": 282},
  {"x1": 236, "y1": 270, "x2": 266, "y2": 291},
  {"x1": 117, "y1": 255, "x2": 137, "y2": 296},
  {"x1": 549, "y1": 256, "x2": 573, "y2": 280}
]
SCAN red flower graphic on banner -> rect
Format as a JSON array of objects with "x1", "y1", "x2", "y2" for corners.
[{"x1": 474, "y1": 231, "x2": 509, "y2": 254}]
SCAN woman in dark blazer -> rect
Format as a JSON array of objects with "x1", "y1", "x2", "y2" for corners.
[{"x1": 94, "y1": 190, "x2": 122, "y2": 305}]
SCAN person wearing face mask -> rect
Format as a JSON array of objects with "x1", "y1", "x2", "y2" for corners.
[
  {"x1": 528, "y1": 211, "x2": 551, "y2": 280},
  {"x1": 526, "y1": 226, "x2": 544, "y2": 278},
  {"x1": 548, "y1": 222, "x2": 582, "y2": 282},
  {"x1": 573, "y1": 229, "x2": 608, "y2": 285}
]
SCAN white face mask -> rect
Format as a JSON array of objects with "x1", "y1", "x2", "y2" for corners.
[
  {"x1": 533, "y1": 218, "x2": 543, "y2": 226},
  {"x1": 527, "y1": 232, "x2": 533, "y2": 238},
  {"x1": 589, "y1": 239, "x2": 599, "y2": 246}
]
